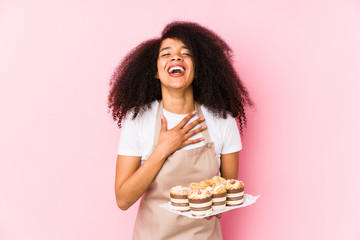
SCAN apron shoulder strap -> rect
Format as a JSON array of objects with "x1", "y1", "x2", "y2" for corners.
[
  {"x1": 195, "y1": 102, "x2": 212, "y2": 144},
  {"x1": 153, "y1": 100, "x2": 163, "y2": 147}
]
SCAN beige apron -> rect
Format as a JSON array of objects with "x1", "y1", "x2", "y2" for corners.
[{"x1": 133, "y1": 101, "x2": 223, "y2": 240}]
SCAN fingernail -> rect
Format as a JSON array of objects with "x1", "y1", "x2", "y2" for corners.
[
  {"x1": 192, "y1": 111, "x2": 196, "y2": 115},
  {"x1": 160, "y1": 115, "x2": 164, "y2": 120},
  {"x1": 200, "y1": 117, "x2": 205, "y2": 121},
  {"x1": 202, "y1": 126, "x2": 207, "y2": 129},
  {"x1": 200, "y1": 137, "x2": 204, "y2": 141}
]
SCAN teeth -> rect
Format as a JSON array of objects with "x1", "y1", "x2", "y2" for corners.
[{"x1": 168, "y1": 66, "x2": 185, "y2": 73}]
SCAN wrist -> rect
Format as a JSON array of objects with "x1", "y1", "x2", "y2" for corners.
[{"x1": 152, "y1": 145, "x2": 170, "y2": 162}]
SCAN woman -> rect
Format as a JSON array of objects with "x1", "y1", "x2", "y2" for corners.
[{"x1": 108, "y1": 21, "x2": 252, "y2": 239}]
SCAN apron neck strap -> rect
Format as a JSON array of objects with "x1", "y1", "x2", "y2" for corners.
[
  {"x1": 153, "y1": 100, "x2": 211, "y2": 147},
  {"x1": 153, "y1": 100, "x2": 164, "y2": 147},
  {"x1": 195, "y1": 102, "x2": 211, "y2": 144}
]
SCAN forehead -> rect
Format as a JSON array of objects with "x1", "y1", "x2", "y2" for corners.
[{"x1": 159, "y1": 38, "x2": 188, "y2": 51}]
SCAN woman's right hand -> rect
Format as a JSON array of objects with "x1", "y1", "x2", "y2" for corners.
[{"x1": 154, "y1": 111, "x2": 206, "y2": 158}]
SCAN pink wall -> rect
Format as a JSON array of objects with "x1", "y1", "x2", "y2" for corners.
[{"x1": 1, "y1": 0, "x2": 359, "y2": 239}]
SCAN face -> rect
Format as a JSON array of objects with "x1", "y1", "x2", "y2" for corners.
[{"x1": 156, "y1": 38, "x2": 195, "y2": 92}]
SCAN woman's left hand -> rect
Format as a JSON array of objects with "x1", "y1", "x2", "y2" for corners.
[{"x1": 205, "y1": 213, "x2": 222, "y2": 220}]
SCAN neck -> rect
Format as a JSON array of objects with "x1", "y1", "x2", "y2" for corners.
[{"x1": 161, "y1": 87, "x2": 195, "y2": 114}]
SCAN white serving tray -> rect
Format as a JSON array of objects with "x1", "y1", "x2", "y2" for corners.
[{"x1": 160, "y1": 193, "x2": 260, "y2": 219}]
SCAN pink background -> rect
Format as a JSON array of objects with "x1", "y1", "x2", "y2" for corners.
[{"x1": 1, "y1": 0, "x2": 359, "y2": 239}]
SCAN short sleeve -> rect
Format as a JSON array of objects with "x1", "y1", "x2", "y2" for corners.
[
  {"x1": 117, "y1": 114, "x2": 142, "y2": 156},
  {"x1": 221, "y1": 116, "x2": 242, "y2": 154}
]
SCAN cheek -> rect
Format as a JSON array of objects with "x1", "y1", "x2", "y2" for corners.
[
  {"x1": 157, "y1": 61, "x2": 166, "y2": 74},
  {"x1": 187, "y1": 59, "x2": 195, "y2": 71},
  {"x1": 189, "y1": 64, "x2": 195, "y2": 76}
]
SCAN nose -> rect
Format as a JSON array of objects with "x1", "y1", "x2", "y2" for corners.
[{"x1": 171, "y1": 54, "x2": 182, "y2": 61}]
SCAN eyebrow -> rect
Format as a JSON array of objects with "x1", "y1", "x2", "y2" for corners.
[{"x1": 159, "y1": 46, "x2": 189, "y2": 53}]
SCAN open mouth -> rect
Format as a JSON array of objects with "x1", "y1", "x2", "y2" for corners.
[{"x1": 168, "y1": 66, "x2": 185, "y2": 74}]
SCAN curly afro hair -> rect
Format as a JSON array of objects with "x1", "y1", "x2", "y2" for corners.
[{"x1": 108, "y1": 21, "x2": 253, "y2": 134}]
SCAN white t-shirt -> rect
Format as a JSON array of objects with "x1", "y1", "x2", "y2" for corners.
[{"x1": 117, "y1": 101, "x2": 242, "y2": 166}]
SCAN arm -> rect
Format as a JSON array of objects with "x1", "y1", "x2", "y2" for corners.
[
  {"x1": 115, "y1": 153, "x2": 165, "y2": 211},
  {"x1": 220, "y1": 114, "x2": 241, "y2": 180},
  {"x1": 220, "y1": 152, "x2": 239, "y2": 179},
  {"x1": 115, "y1": 112, "x2": 206, "y2": 210}
]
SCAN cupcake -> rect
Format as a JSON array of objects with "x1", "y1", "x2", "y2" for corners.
[
  {"x1": 170, "y1": 186, "x2": 191, "y2": 212},
  {"x1": 225, "y1": 179, "x2": 245, "y2": 206},
  {"x1": 188, "y1": 187, "x2": 213, "y2": 216},
  {"x1": 211, "y1": 184, "x2": 227, "y2": 210}
]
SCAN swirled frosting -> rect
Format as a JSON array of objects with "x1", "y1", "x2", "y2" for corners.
[
  {"x1": 188, "y1": 187, "x2": 212, "y2": 199},
  {"x1": 211, "y1": 184, "x2": 227, "y2": 194},
  {"x1": 225, "y1": 179, "x2": 244, "y2": 190},
  {"x1": 170, "y1": 185, "x2": 190, "y2": 195}
]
